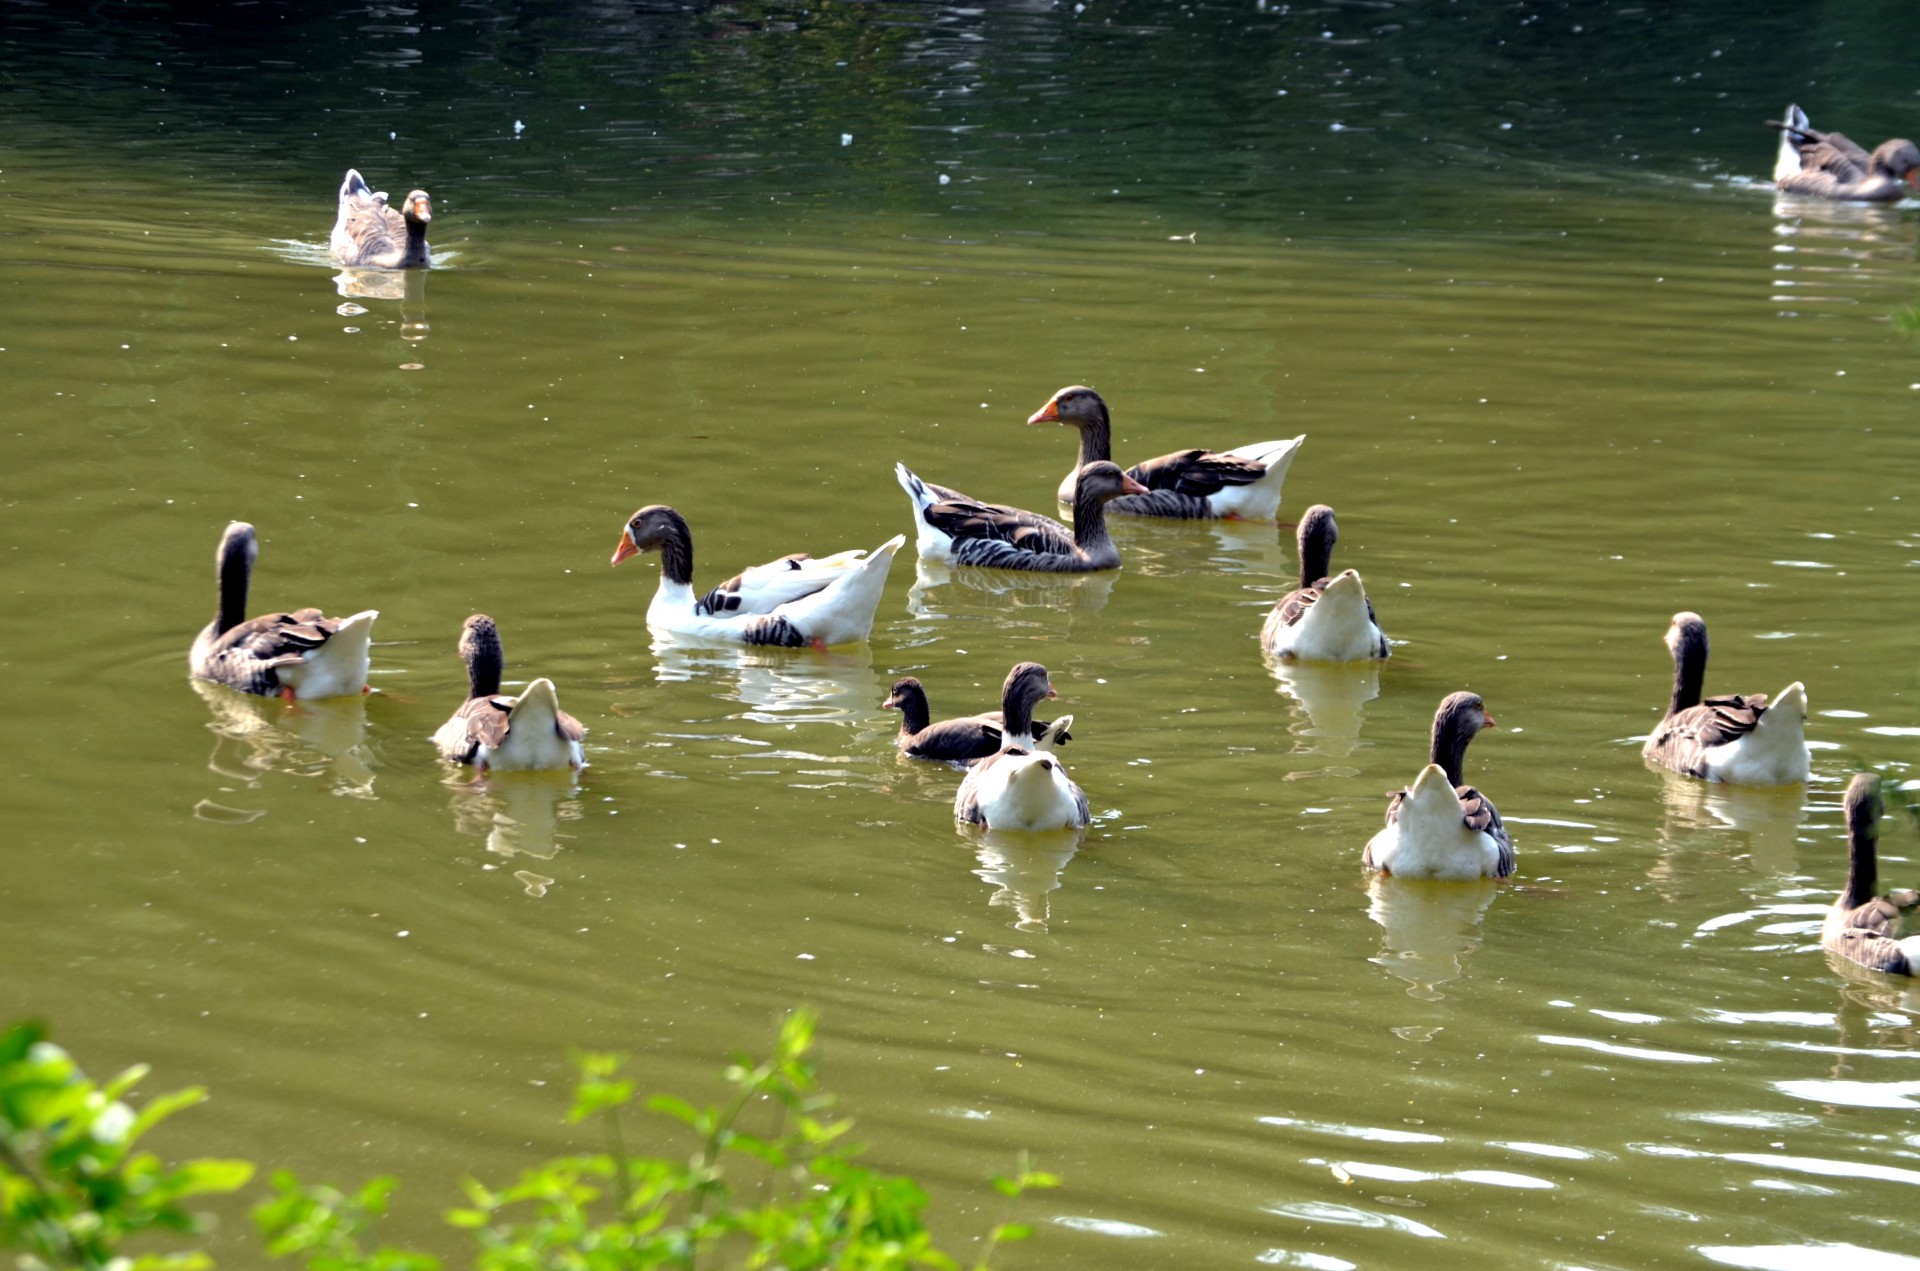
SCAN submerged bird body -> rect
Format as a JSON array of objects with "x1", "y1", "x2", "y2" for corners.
[
  {"x1": 1028, "y1": 385, "x2": 1304, "y2": 521},
  {"x1": 954, "y1": 663, "x2": 1091, "y2": 830},
  {"x1": 1364, "y1": 692, "x2": 1514, "y2": 881},
  {"x1": 433, "y1": 615, "x2": 585, "y2": 772},
  {"x1": 1771, "y1": 105, "x2": 1920, "y2": 202},
  {"x1": 1260, "y1": 505, "x2": 1389, "y2": 661},
  {"x1": 330, "y1": 168, "x2": 432, "y2": 268},
  {"x1": 1822, "y1": 773, "x2": 1920, "y2": 975},
  {"x1": 882, "y1": 670, "x2": 1070, "y2": 764},
  {"x1": 895, "y1": 461, "x2": 1147, "y2": 572},
  {"x1": 188, "y1": 521, "x2": 377, "y2": 700},
  {"x1": 612, "y1": 505, "x2": 902, "y2": 648},
  {"x1": 1642, "y1": 612, "x2": 1808, "y2": 785}
]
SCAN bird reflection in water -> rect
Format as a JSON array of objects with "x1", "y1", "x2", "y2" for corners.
[
  {"x1": 1769, "y1": 198, "x2": 1915, "y2": 318},
  {"x1": 964, "y1": 826, "x2": 1087, "y2": 935},
  {"x1": 907, "y1": 559, "x2": 1116, "y2": 628},
  {"x1": 189, "y1": 677, "x2": 375, "y2": 814},
  {"x1": 1267, "y1": 658, "x2": 1381, "y2": 761},
  {"x1": 1654, "y1": 769, "x2": 1807, "y2": 877},
  {"x1": 1366, "y1": 875, "x2": 1500, "y2": 1003},
  {"x1": 444, "y1": 770, "x2": 582, "y2": 897},
  {"x1": 650, "y1": 641, "x2": 884, "y2": 728},
  {"x1": 333, "y1": 266, "x2": 428, "y2": 341}
]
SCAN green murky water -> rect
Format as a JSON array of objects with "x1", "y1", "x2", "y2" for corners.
[{"x1": 6, "y1": 4, "x2": 1920, "y2": 1267}]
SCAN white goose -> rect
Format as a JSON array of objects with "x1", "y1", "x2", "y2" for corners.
[
  {"x1": 1260, "y1": 505, "x2": 1389, "y2": 662},
  {"x1": 188, "y1": 521, "x2": 378, "y2": 701},
  {"x1": 432, "y1": 615, "x2": 586, "y2": 772},
  {"x1": 1027, "y1": 385, "x2": 1304, "y2": 521},
  {"x1": 955, "y1": 663, "x2": 1091, "y2": 831},
  {"x1": 611, "y1": 505, "x2": 903, "y2": 648},
  {"x1": 330, "y1": 169, "x2": 432, "y2": 269},
  {"x1": 1642, "y1": 612, "x2": 1808, "y2": 785},
  {"x1": 1364, "y1": 692, "x2": 1515, "y2": 881}
]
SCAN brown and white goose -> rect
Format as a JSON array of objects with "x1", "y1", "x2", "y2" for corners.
[
  {"x1": 611, "y1": 505, "x2": 904, "y2": 648},
  {"x1": 330, "y1": 168, "x2": 432, "y2": 268},
  {"x1": 1364, "y1": 692, "x2": 1515, "y2": 881},
  {"x1": 432, "y1": 615, "x2": 586, "y2": 772},
  {"x1": 188, "y1": 521, "x2": 378, "y2": 701},
  {"x1": 1642, "y1": 612, "x2": 1808, "y2": 785},
  {"x1": 1771, "y1": 105, "x2": 1920, "y2": 202},
  {"x1": 1259, "y1": 505, "x2": 1389, "y2": 661},
  {"x1": 1026, "y1": 385, "x2": 1305, "y2": 521},
  {"x1": 954, "y1": 663, "x2": 1090, "y2": 831},
  {"x1": 1822, "y1": 773, "x2": 1920, "y2": 975},
  {"x1": 882, "y1": 669, "x2": 1071, "y2": 764},
  {"x1": 894, "y1": 461, "x2": 1148, "y2": 572}
]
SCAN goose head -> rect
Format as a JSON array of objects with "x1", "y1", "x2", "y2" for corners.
[
  {"x1": 1870, "y1": 139, "x2": 1920, "y2": 188},
  {"x1": 1027, "y1": 385, "x2": 1110, "y2": 430},
  {"x1": 1430, "y1": 690, "x2": 1495, "y2": 786},
  {"x1": 1845, "y1": 772, "x2": 1883, "y2": 847},
  {"x1": 611, "y1": 505, "x2": 690, "y2": 566},
  {"x1": 401, "y1": 190, "x2": 433, "y2": 227},
  {"x1": 458, "y1": 614, "x2": 505, "y2": 698},
  {"x1": 1070, "y1": 460, "x2": 1151, "y2": 504}
]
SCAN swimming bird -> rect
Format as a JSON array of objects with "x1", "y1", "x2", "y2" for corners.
[
  {"x1": 611, "y1": 505, "x2": 903, "y2": 648},
  {"x1": 1770, "y1": 105, "x2": 1920, "y2": 202},
  {"x1": 1822, "y1": 773, "x2": 1920, "y2": 975},
  {"x1": 432, "y1": 615, "x2": 586, "y2": 772},
  {"x1": 1027, "y1": 385, "x2": 1304, "y2": 520},
  {"x1": 1259, "y1": 505, "x2": 1389, "y2": 661},
  {"x1": 330, "y1": 168, "x2": 432, "y2": 268},
  {"x1": 894, "y1": 461, "x2": 1147, "y2": 572},
  {"x1": 1364, "y1": 692, "x2": 1515, "y2": 881},
  {"x1": 188, "y1": 521, "x2": 378, "y2": 701},
  {"x1": 954, "y1": 663, "x2": 1091, "y2": 831},
  {"x1": 882, "y1": 669, "x2": 1071, "y2": 764},
  {"x1": 1642, "y1": 612, "x2": 1808, "y2": 785}
]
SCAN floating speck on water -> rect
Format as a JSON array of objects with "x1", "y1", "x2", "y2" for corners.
[
  {"x1": 1329, "y1": 122, "x2": 1345, "y2": 132},
  {"x1": 797, "y1": 952, "x2": 815, "y2": 960},
  {"x1": 514, "y1": 119, "x2": 526, "y2": 134},
  {"x1": 841, "y1": 133, "x2": 852, "y2": 145},
  {"x1": 1837, "y1": 370, "x2": 1847, "y2": 377},
  {"x1": 342, "y1": 326, "x2": 360, "y2": 334},
  {"x1": 397, "y1": 930, "x2": 409, "y2": 938},
  {"x1": 399, "y1": 362, "x2": 424, "y2": 370},
  {"x1": 389, "y1": 131, "x2": 396, "y2": 140},
  {"x1": 407, "y1": 502, "x2": 419, "y2": 508},
  {"x1": 337, "y1": 303, "x2": 367, "y2": 316},
  {"x1": 120, "y1": 343, "x2": 129, "y2": 350},
  {"x1": 1500, "y1": 122, "x2": 1513, "y2": 130},
  {"x1": 939, "y1": 173, "x2": 950, "y2": 185},
  {"x1": 287, "y1": 334, "x2": 298, "y2": 341}
]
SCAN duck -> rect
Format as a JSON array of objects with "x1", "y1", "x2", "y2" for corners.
[
  {"x1": 432, "y1": 615, "x2": 586, "y2": 772},
  {"x1": 1026, "y1": 385, "x2": 1305, "y2": 521},
  {"x1": 1823, "y1": 773, "x2": 1920, "y2": 975},
  {"x1": 882, "y1": 668, "x2": 1072, "y2": 764},
  {"x1": 894, "y1": 461, "x2": 1148, "y2": 572},
  {"x1": 1259, "y1": 505, "x2": 1389, "y2": 661},
  {"x1": 1364, "y1": 692, "x2": 1515, "y2": 881},
  {"x1": 188, "y1": 522, "x2": 378, "y2": 701},
  {"x1": 330, "y1": 168, "x2": 432, "y2": 268},
  {"x1": 1770, "y1": 105, "x2": 1920, "y2": 202},
  {"x1": 1642, "y1": 612, "x2": 1808, "y2": 785},
  {"x1": 955, "y1": 663, "x2": 1091, "y2": 831},
  {"x1": 611, "y1": 505, "x2": 904, "y2": 648}
]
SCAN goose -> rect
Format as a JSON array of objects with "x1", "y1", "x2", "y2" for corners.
[
  {"x1": 882, "y1": 668, "x2": 1072, "y2": 764},
  {"x1": 1026, "y1": 385, "x2": 1305, "y2": 521},
  {"x1": 1642, "y1": 612, "x2": 1808, "y2": 785},
  {"x1": 1823, "y1": 773, "x2": 1920, "y2": 975},
  {"x1": 1364, "y1": 692, "x2": 1515, "y2": 881},
  {"x1": 611, "y1": 505, "x2": 903, "y2": 648},
  {"x1": 1771, "y1": 105, "x2": 1920, "y2": 202},
  {"x1": 1259, "y1": 505, "x2": 1389, "y2": 661},
  {"x1": 894, "y1": 461, "x2": 1148, "y2": 572},
  {"x1": 188, "y1": 521, "x2": 378, "y2": 701},
  {"x1": 955, "y1": 663, "x2": 1091, "y2": 831},
  {"x1": 330, "y1": 168, "x2": 432, "y2": 268},
  {"x1": 432, "y1": 615, "x2": 586, "y2": 772}
]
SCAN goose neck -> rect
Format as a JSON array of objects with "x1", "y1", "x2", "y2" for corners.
[{"x1": 1669, "y1": 624, "x2": 1707, "y2": 717}]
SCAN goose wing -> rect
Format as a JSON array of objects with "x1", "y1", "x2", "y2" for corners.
[
  {"x1": 1456, "y1": 784, "x2": 1517, "y2": 877},
  {"x1": 919, "y1": 496, "x2": 1077, "y2": 557},
  {"x1": 1130, "y1": 448, "x2": 1268, "y2": 499}
]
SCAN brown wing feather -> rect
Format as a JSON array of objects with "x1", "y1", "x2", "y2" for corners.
[
  {"x1": 1129, "y1": 449, "x2": 1267, "y2": 499},
  {"x1": 922, "y1": 498, "x2": 1077, "y2": 555},
  {"x1": 342, "y1": 197, "x2": 406, "y2": 262}
]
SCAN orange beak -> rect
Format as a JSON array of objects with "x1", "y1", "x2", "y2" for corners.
[
  {"x1": 1907, "y1": 170, "x2": 1919, "y2": 191},
  {"x1": 1122, "y1": 475, "x2": 1151, "y2": 496},
  {"x1": 880, "y1": 695, "x2": 898, "y2": 709},
  {"x1": 1027, "y1": 398, "x2": 1061, "y2": 425},
  {"x1": 1046, "y1": 686, "x2": 1058, "y2": 699},
  {"x1": 411, "y1": 196, "x2": 432, "y2": 221},
  {"x1": 1482, "y1": 712, "x2": 1498, "y2": 729},
  {"x1": 610, "y1": 531, "x2": 639, "y2": 566}
]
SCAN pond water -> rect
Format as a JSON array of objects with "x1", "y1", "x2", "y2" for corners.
[{"x1": 6, "y1": 3, "x2": 1920, "y2": 1268}]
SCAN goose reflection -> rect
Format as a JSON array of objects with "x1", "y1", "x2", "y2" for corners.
[
  {"x1": 1110, "y1": 516, "x2": 1285, "y2": 581},
  {"x1": 1366, "y1": 875, "x2": 1499, "y2": 1001},
  {"x1": 907, "y1": 558, "x2": 1115, "y2": 624},
  {"x1": 1266, "y1": 658, "x2": 1380, "y2": 758},
  {"x1": 189, "y1": 677, "x2": 375, "y2": 802},
  {"x1": 1769, "y1": 201, "x2": 1915, "y2": 318},
  {"x1": 444, "y1": 770, "x2": 581, "y2": 895},
  {"x1": 333, "y1": 266, "x2": 428, "y2": 340},
  {"x1": 651, "y1": 639, "x2": 883, "y2": 726},
  {"x1": 964, "y1": 826, "x2": 1087, "y2": 934},
  {"x1": 1655, "y1": 769, "x2": 1806, "y2": 876}
]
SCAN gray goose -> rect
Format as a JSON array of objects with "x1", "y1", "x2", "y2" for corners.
[
  {"x1": 1259, "y1": 505, "x2": 1389, "y2": 662},
  {"x1": 1822, "y1": 774, "x2": 1920, "y2": 975},
  {"x1": 1363, "y1": 692, "x2": 1515, "y2": 881},
  {"x1": 882, "y1": 669, "x2": 1071, "y2": 765},
  {"x1": 1027, "y1": 385, "x2": 1305, "y2": 521},
  {"x1": 188, "y1": 521, "x2": 378, "y2": 701},
  {"x1": 330, "y1": 169, "x2": 432, "y2": 268},
  {"x1": 1641, "y1": 612, "x2": 1808, "y2": 785},
  {"x1": 894, "y1": 460, "x2": 1148, "y2": 572},
  {"x1": 954, "y1": 663, "x2": 1090, "y2": 831},
  {"x1": 432, "y1": 615, "x2": 586, "y2": 772},
  {"x1": 1771, "y1": 106, "x2": 1920, "y2": 202}
]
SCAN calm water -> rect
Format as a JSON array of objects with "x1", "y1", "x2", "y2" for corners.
[{"x1": 6, "y1": 4, "x2": 1920, "y2": 1268}]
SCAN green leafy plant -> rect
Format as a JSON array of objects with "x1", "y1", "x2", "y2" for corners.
[
  {"x1": 256, "y1": 1008, "x2": 1056, "y2": 1270},
  {"x1": 0, "y1": 1020, "x2": 254, "y2": 1271}
]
